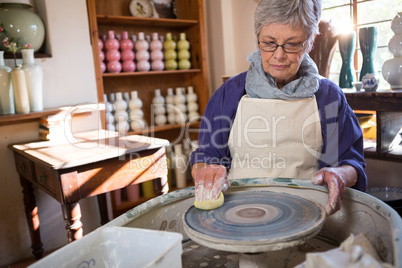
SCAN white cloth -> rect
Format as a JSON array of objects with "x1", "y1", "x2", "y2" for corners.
[{"x1": 227, "y1": 94, "x2": 322, "y2": 180}]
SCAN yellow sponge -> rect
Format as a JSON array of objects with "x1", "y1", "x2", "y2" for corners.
[{"x1": 194, "y1": 192, "x2": 224, "y2": 210}]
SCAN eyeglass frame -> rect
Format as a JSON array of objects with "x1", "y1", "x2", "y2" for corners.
[{"x1": 258, "y1": 39, "x2": 309, "y2": 53}]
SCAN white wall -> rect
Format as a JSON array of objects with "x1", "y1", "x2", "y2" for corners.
[
  {"x1": 0, "y1": 0, "x2": 101, "y2": 265},
  {"x1": 205, "y1": 0, "x2": 258, "y2": 92}
]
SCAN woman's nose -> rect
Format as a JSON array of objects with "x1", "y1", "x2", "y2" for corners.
[{"x1": 273, "y1": 46, "x2": 287, "y2": 59}]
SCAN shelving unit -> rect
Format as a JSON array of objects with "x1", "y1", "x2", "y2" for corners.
[
  {"x1": 345, "y1": 90, "x2": 402, "y2": 162},
  {"x1": 87, "y1": 0, "x2": 209, "y2": 139},
  {"x1": 86, "y1": 0, "x2": 210, "y2": 216}
]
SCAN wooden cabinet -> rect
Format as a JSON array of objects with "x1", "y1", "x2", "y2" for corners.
[
  {"x1": 345, "y1": 90, "x2": 402, "y2": 162},
  {"x1": 86, "y1": 0, "x2": 209, "y2": 141},
  {"x1": 86, "y1": 0, "x2": 209, "y2": 216}
]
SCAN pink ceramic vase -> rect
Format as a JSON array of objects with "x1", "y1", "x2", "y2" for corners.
[
  {"x1": 98, "y1": 38, "x2": 106, "y2": 73},
  {"x1": 120, "y1": 31, "x2": 134, "y2": 51},
  {"x1": 135, "y1": 32, "x2": 150, "y2": 72},
  {"x1": 121, "y1": 49, "x2": 134, "y2": 61},
  {"x1": 105, "y1": 31, "x2": 119, "y2": 50},
  {"x1": 106, "y1": 49, "x2": 121, "y2": 61},
  {"x1": 107, "y1": 61, "x2": 122, "y2": 73}
]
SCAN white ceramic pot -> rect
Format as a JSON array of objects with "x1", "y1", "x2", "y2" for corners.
[
  {"x1": 11, "y1": 65, "x2": 30, "y2": 113},
  {"x1": 382, "y1": 12, "x2": 402, "y2": 89},
  {"x1": 391, "y1": 12, "x2": 402, "y2": 34},
  {"x1": 21, "y1": 48, "x2": 43, "y2": 112},
  {"x1": 0, "y1": 51, "x2": 15, "y2": 115},
  {"x1": 388, "y1": 34, "x2": 402, "y2": 57},
  {"x1": 382, "y1": 57, "x2": 402, "y2": 89},
  {"x1": 0, "y1": 2, "x2": 45, "y2": 52}
]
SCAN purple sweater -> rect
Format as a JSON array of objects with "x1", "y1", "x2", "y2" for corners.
[{"x1": 190, "y1": 71, "x2": 367, "y2": 191}]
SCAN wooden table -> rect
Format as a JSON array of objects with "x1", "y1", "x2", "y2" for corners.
[{"x1": 8, "y1": 130, "x2": 169, "y2": 259}]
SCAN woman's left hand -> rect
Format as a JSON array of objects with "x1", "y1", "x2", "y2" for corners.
[{"x1": 312, "y1": 165, "x2": 358, "y2": 215}]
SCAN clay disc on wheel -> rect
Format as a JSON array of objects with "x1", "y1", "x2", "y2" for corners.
[{"x1": 183, "y1": 190, "x2": 326, "y2": 253}]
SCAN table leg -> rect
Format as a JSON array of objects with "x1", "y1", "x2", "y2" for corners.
[
  {"x1": 153, "y1": 176, "x2": 169, "y2": 196},
  {"x1": 61, "y1": 202, "x2": 83, "y2": 242},
  {"x1": 19, "y1": 176, "x2": 44, "y2": 260},
  {"x1": 97, "y1": 193, "x2": 109, "y2": 225}
]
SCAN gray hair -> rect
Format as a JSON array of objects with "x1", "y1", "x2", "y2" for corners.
[{"x1": 254, "y1": 0, "x2": 322, "y2": 51}]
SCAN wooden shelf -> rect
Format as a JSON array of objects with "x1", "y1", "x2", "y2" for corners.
[
  {"x1": 97, "y1": 15, "x2": 198, "y2": 27},
  {"x1": 345, "y1": 90, "x2": 402, "y2": 162},
  {"x1": 3, "y1": 53, "x2": 51, "y2": 59},
  {"x1": 0, "y1": 104, "x2": 98, "y2": 127},
  {"x1": 102, "y1": 69, "x2": 201, "y2": 77},
  {"x1": 0, "y1": 108, "x2": 64, "y2": 127},
  {"x1": 344, "y1": 89, "x2": 402, "y2": 112}
]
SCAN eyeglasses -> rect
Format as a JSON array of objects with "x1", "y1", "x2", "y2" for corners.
[{"x1": 258, "y1": 40, "x2": 308, "y2": 53}]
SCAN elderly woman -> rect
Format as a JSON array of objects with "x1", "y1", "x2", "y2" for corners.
[{"x1": 190, "y1": 0, "x2": 367, "y2": 215}]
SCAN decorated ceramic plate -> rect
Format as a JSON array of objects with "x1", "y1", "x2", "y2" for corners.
[{"x1": 129, "y1": 0, "x2": 155, "y2": 17}]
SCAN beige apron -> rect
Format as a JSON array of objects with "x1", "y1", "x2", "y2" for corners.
[{"x1": 228, "y1": 95, "x2": 322, "y2": 180}]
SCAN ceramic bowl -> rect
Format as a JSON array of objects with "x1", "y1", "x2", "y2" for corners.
[
  {"x1": 362, "y1": 73, "x2": 379, "y2": 92},
  {"x1": 352, "y1": 81, "x2": 363, "y2": 92}
]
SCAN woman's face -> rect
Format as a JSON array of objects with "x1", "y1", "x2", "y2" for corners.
[{"x1": 259, "y1": 23, "x2": 308, "y2": 89}]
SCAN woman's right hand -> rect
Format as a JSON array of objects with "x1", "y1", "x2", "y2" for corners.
[{"x1": 192, "y1": 163, "x2": 229, "y2": 201}]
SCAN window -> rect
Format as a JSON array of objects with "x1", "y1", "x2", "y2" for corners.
[{"x1": 322, "y1": 0, "x2": 402, "y2": 89}]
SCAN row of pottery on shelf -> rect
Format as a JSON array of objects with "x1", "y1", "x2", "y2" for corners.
[
  {"x1": 339, "y1": 12, "x2": 402, "y2": 90},
  {"x1": 0, "y1": 49, "x2": 43, "y2": 115},
  {"x1": 99, "y1": 30, "x2": 191, "y2": 73},
  {"x1": 104, "y1": 86, "x2": 199, "y2": 134},
  {"x1": 152, "y1": 86, "x2": 199, "y2": 126}
]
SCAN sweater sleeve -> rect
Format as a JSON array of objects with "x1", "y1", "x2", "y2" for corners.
[
  {"x1": 317, "y1": 79, "x2": 367, "y2": 191},
  {"x1": 190, "y1": 73, "x2": 247, "y2": 168}
]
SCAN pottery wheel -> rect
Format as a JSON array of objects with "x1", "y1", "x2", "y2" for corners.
[{"x1": 183, "y1": 191, "x2": 326, "y2": 253}]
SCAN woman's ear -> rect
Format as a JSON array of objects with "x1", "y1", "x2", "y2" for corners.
[{"x1": 307, "y1": 33, "x2": 318, "y2": 53}]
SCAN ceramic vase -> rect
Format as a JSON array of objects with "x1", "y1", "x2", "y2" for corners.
[
  {"x1": 382, "y1": 12, "x2": 402, "y2": 89},
  {"x1": 98, "y1": 38, "x2": 106, "y2": 73},
  {"x1": 129, "y1": 91, "x2": 146, "y2": 132},
  {"x1": 126, "y1": 184, "x2": 140, "y2": 202},
  {"x1": 173, "y1": 144, "x2": 187, "y2": 188},
  {"x1": 164, "y1": 33, "x2": 177, "y2": 70},
  {"x1": 152, "y1": 89, "x2": 166, "y2": 126},
  {"x1": 0, "y1": 51, "x2": 15, "y2": 115},
  {"x1": 135, "y1": 32, "x2": 150, "y2": 72},
  {"x1": 150, "y1": 32, "x2": 164, "y2": 71},
  {"x1": 165, "y1": 87, "x2": 176, "y2": 124},
  {"x1": 359, "y1": 26, "x2": 378, "y2": 81},
  {"x1": 104, "y1": 94, "x2": 115, "y2": 131},
  {"x1": 186, "y1": 86, "x2": 200, "y2": 120},
  {"x1": 177, "y1": 33, "x2": 191, "y2": 70},
  {"x1": 338, "y1": 32, "x2": 356, "y2": 89},
  {"x1": 174, "y1": 87, "x2": 187, "y2": 124},
  {"x1": 21, "y1": 48, "x2": 43, "y2": 112},
  {"x1": 114, "y1": 92, "x2": 129, "y2": 133},
  {"x1": 0, "y1": 2, "x2": 45, "y2": 52},
  {"x1": 141, "y1": 180, "x2": 154, "y2": 198},
  {"x1": 11, "y1": 66, "x2": 30, "y2": 113},
  {"x1": 105, "y1": 31, "x2": 122, "y2": 73},
  {"x1": 121, "y1": 31, "x2": 136, "y2": 72}
]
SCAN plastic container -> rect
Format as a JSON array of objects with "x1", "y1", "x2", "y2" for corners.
[{"x1": 29, "y1": 226, "x2": 183, "y2": 268}]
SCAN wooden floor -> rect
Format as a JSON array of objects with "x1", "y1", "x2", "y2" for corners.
[{"x1": 1, "y1": 251, "x2": 55, "y2": 268}]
